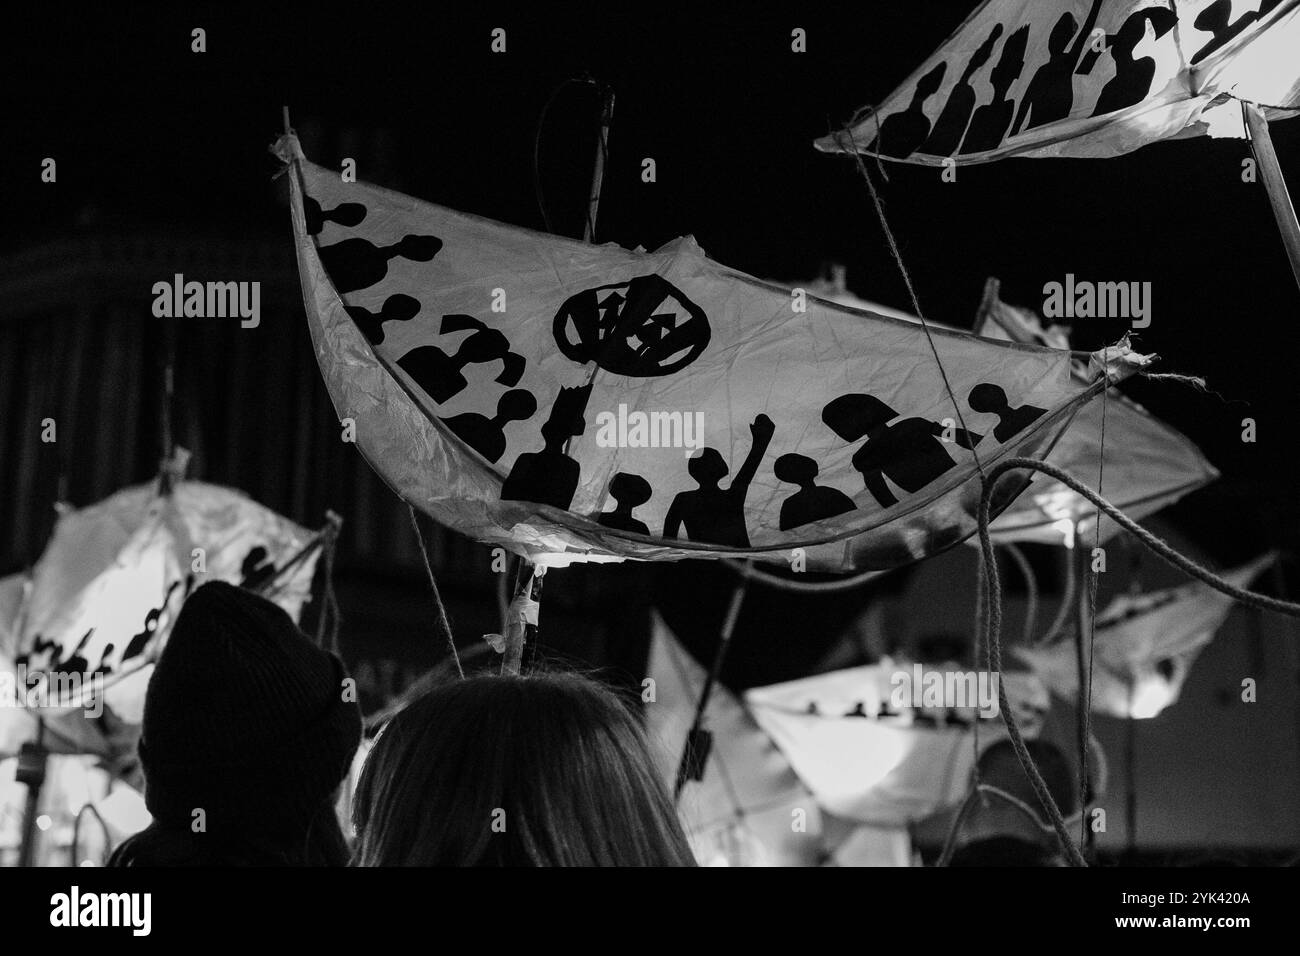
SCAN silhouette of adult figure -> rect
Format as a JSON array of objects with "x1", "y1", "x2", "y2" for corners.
[
  {"x1": 1191, "y1": 0, "x2": 1282, "y2": 65},
  {"x1": 345, "y1": 294, "x2": 421, "y2": 346},
  {"x1": 397, "y1": 315, "x2": 526, "y2": 405},
  {"x1": 822, "y1": 394, "x2": 982, "y2": 509},
  {"x1": 500, "y1": 384, "x2": 592, "y2": 510},
  {"x1": 317, "y1": 234, "x2": 442, "y2": 294},
  {"x1": 872, "y1": 62, "x2": 947, "y2": 159},
  {"x1": 959, "y1": 25, "x2": 1030, "y2": 154},
  {"x1": 1011, "y1": 0, "x2": 1106, "y2": 135},
  {"x1": 303, "y1": 196, "x2": 367, "y2": 237},
  {"x1": 922, "y1": 24, "x2": 1003, "y2": 156},
  {"x1": 967, "y1": 383, "x2": 1047, "y2": 443},
  {"x1": 773, "y1": 453, "x2": 856, "y2": 531},
  {"x1": 663, "y1": 414, "x2": 775, "y2": 547},
  {"x1": 597, "y1": 473, "x2": 653, "y2": 535},
  {"x1": 441, "y1": 389, "x2": 537, "y2": 464},
  {"x1": 1092, "y1": 7, "x2": 1178, "y2": 117}
]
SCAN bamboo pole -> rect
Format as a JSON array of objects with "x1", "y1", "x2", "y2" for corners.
[{"x1": 1243, "y1": 101, "x2": 1300, "y2": 295}]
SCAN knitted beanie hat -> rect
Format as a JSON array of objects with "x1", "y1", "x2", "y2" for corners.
[{"x1": 137, "y1": 581, "x2": 361, "y2": 839}]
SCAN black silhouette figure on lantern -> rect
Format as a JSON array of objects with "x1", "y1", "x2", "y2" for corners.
[
  {"x1": 122, "y1": 580, "x2": 185, "y2": 662},
  {"x1": 1011, "y1": 0, "x2": 1106, "y2": 135},
  {"x1": 872, "y1": 62, "x2": 947, "y2": 159},
  {"x1": 663, "y1": 414, "x2": 775, "y2": 548},
  {"x1": 58, "y1": 629, "x2": 95, "y2": 677},
  {"x1": 442, "y1": 389, "x2": 537, "y2": 464},
  {"x1": 92, "y1": 643, "x2": 116, "y2": 677},
  {"x1": 1091, "y1": 7, "x2": 1178, "y2": 117},
  {"x1": 1191, "y1": 0, "x2": 1283, "y2": 65},
  {"x1": 504, "y1": 274, "x2": 714, "y2": 512},
  {"x1": 822, "y1": 394, "x2": 983, "y2": 509},
  {"x1": 500, "y1": 385, "x2": 593, "y2": 510},
  {"x1": 345, "y1": 294, "x2": 421, "y2": 346},
  {"x1": 922, "y1": 25, "x2": 1003, "y2": 156},
  {"x1": 774, "y1": 453, "x2": 856, "y2": 531},
  {"x1": 303, "y1": 195, "x2": 367, "y2": 237},
  {"x1": 397, "y1": 314, "x2": 527, "y2": 406},
  {"x1": 959, "y1": 26, "x2": 1030, "y2": 154},
  {"x1": 14, "y1": 635, "x2": 59, "y2": 672},
  {"x1": 239, "y1": 546, "x2": 276, "y2": 592},
  {"x1": 597, "y1": 472, "x2": 653, "y2": 535},
  {"x1": 967, "y1": 383, "x2": 1046, "y2": 443},
  {"x1": 317, "y1": 234, "x2": 442, "y2": 294}
]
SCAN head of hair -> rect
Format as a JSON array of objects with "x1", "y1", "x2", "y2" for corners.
[{"x1": 351, "y1": 671, "x2": 697, "y2": 866}]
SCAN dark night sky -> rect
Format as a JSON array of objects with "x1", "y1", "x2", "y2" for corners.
[{"x1": 5, "y1": 3, "x2": 1299, "y2": 568}]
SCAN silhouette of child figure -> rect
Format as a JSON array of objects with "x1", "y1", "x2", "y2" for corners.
[
  {"x1": 317, "y1": 234, "x2": 442, "y2": 294},
  {"x1": 345, "y1": 294, "x2": 421, "y2": 346},
  {"x1": 873, "y1": 62, "x2": 947, "y2": 158},
  {"x1": 397, "y1": 314, "x2": 526, "y2": 405},
  {"x1": 597, "y1": 472, "x2": 653, "y2": 535},
  {"x1": 968, "y1": 383, "x2": 1047, "y2": 443},
  {"x1": 959, "y1": 25, "x2": 1030, "y2": 154},
  {"x1": 663, "y1": 414, "x2": 775, "y2": 547},
  {"x1": 923, "y1": 24, "x2": 1003, "y2": 156},
  {"x1": 501, "y1": 384, "x2": 593, "y2": 510},
  {"x1": 303, "y1": 196, "x2": 367, "y2": 237},
  {"x1": 1012, "y1": 0, "x2": 1106, "y2": 135},
  {"x1": 1092, "y1": 7, "x2": 1178, "y2": 117},
  {"x1": 822, "y1": 394, "x2": 982, "y2": 509},
  {"x1": 442, "y1": 388, "x2": 537, "y2": 464},
  {"x1": 773, "y1": 453, "x2": 856, "y2": 530}
]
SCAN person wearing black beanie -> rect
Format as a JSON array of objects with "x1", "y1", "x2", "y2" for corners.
[{"x1": 109, "y1": 580, "x2": 362, "y2": 866}]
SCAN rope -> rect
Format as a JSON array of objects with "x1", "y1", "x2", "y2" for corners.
[
  {"x1": 977, "y1": 457, "x2": 1300, "y2": 866},
  {"x1": 724, "y1": 558, "x2": 886, "y2": 593},
  {"x1": 1001, "y1": 543, "x2": 1039, "y2": 646},
  {"x1": 835, "y1": 126, "x2": 987, "y2": 484},
  {"x1": 937, "y1": 783, "x2": 1066, "y2": 866},
  {"x1": 314, "y1": 518, "x2": 343, "y2": 654},
  {"x1": 1081, "y1": 384, "x2": 1109, "y2": 850},
  {"x1": 1141, "y1": 371, "x2": 1208, "y2": 390},
  {"x1": 533, "y1": 75, "x2": 605, "y2": 237},
  {"x1": 1039, "y1": 543, "x2": 1078, "y2": 644},
  {"x1": 406, "y1": 504, "x2": 463, "y2": 679},
  {"x1": 970, "y1": 548, "x2": 986, "y2": 791}
]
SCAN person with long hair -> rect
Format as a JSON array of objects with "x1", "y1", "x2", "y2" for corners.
[
  {"x1": 352, "y1": 671, "x2": 697, "y2": 866},
  {"x1": 109, "y1": 581, "x2": 361, "y2": 866}
]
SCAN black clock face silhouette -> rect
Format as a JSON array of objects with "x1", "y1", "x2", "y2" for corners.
[{"x1": 552, "y1": 274, "x2": 711, "y2": 377}]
